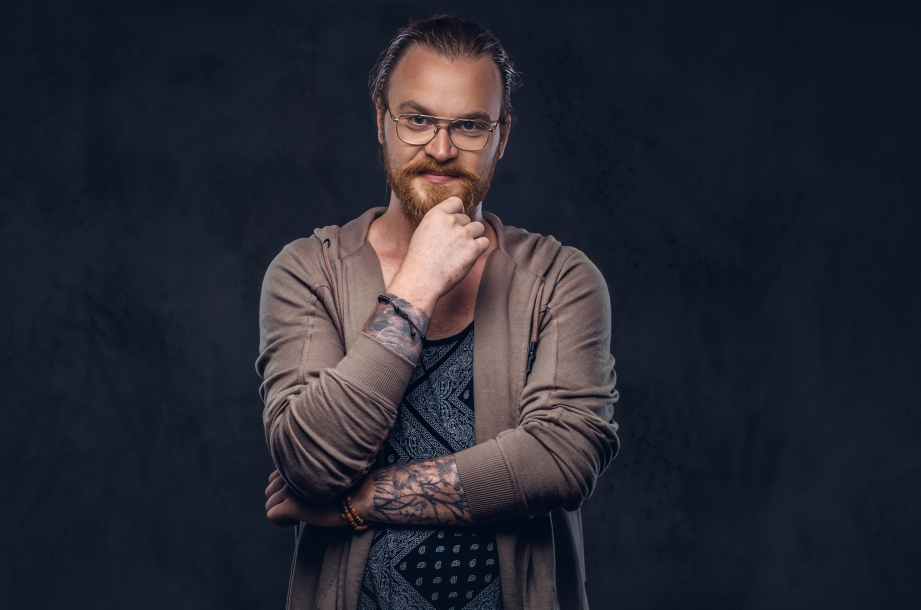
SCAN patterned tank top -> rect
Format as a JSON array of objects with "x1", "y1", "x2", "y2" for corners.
[{"x1": 359, "y1": 323, "x2": 503, "y2": 610}]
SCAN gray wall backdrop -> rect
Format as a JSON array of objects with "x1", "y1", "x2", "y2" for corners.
[{"x1": 1, "y1": 0, "x2": 919, "y2": 608}]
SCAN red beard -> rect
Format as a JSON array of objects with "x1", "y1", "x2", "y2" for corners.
[{"x1": 384, "y1": 152, "x2": 499, "y2": 225}]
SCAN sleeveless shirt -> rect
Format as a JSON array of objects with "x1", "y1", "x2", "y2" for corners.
[{"x1": 359, "y1": 323, "x2": 503, "y2": 610}]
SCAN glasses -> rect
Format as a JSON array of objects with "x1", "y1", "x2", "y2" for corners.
[{"x1": 388, "y1": 109, "x2": 499, "y2": 151}]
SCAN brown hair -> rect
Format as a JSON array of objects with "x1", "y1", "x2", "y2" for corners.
[{"x1": 369, "y1": 15, "x2": 521, "y2": 124}]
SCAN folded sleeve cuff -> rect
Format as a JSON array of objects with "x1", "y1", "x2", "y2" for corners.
[
  {"x1": 337, "y1": 333, "x2": 417, "y2": 406},
  {"x1": 454, "y1": 439, "x2": 522, "y2": 523}
]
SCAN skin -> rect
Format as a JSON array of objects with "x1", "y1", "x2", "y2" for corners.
[
  {"x1": 371, "y1": 45, "x2": 509, "y2": 340},
  {"x1": 265, "y1": 46, "x2": 510, "y2": 529}
]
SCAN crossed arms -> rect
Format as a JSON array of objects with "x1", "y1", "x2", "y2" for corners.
[{"x1": 256, "y1": 203, "x2": 619, "y2": 531}]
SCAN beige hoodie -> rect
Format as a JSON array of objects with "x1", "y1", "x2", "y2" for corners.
[{"x1": 257, "y1": 207, "x2": 619, "y2": 609}]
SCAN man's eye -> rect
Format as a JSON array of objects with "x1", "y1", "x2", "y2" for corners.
[
  {"x1": 409, "y1": 115, "x2": 428, "y2": 125},
  {"x1": 458, "y1": 120, "x2": 486, "y2": 133}
]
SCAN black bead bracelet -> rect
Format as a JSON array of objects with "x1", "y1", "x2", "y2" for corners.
[{"x1": 377, "y1": 294, "x2": 426, "y2": 341}]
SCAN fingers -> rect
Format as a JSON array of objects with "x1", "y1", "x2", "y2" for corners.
[
  {"x1": 266, "y1": 498, "x2": 299, "y2": 528},
  {"x1": 265, "y1": 484, "x2": 301, "y2": 528},
  {"x1": 266, "y1": 495, "x2": 287, "y2": 514},
  {"x1": 473, "y1": 236, "x2": 490, "y2": 253},
  {"x1": 465, "y1": 220, "x2": 485, "y2": 238},
  {"x1": 263, "y1": 474, "x2": 306, "y2": 528},
  {"x1": 265, "y1": 474, "x2": 286, "y2": 498},
  {"x1": 265, "y1": 482, "x2": 289, "y2": 510}
]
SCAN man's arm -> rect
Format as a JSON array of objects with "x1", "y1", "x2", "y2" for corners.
[
  {"x1": 355, "y1": 455, "x2": 472, "y2": 526},
  {"x1": 362, "y1": 295, "x2": 428, "y2": 364},
  {"x1": 264, "y1": 456, "x2": 472, "y2": 528},
  {"x1": 258, "y1": 243, "x2": 418, "y2": 504},
  {"x1": 259, "y1": 198, "x2": 488, "y2": 504},
  {"x1": 362, "y1": 251, "x2": 620, "y2": 527},
  {"x1": 453, "y1": 249, "x2": 619, "y2": 522}
]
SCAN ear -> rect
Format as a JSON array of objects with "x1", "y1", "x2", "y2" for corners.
[
  {"x1": 375, "y1": 101, "x2": 387, "y2": 145},
  {"x1": 496, "y1": 115, "x2": 512, "y2": 159}
]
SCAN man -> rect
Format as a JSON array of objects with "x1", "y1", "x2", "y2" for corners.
[{"x1": 257, "y1": 15, "x2": 619, "y2": 610}]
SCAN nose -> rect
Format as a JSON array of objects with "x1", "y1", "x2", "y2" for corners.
[{"x1": 424, "y1": 123, "x2": 459, "y2": 163}]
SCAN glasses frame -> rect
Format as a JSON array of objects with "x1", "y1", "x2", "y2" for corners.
[{"x1": 387, "y1": 109, "x2": 500, "y2": 151}]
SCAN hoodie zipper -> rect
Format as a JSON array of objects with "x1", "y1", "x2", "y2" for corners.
[{"x1": 526, "y1": 280, "x2": 546, "y2": 375}]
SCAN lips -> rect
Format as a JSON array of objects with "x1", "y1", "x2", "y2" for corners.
[
  {"x1": 420, "y1": 167, "x2": 455, "y2": 175},
  {"x1": 419, "y1": 171, "x2": 458, "y2": 184}
]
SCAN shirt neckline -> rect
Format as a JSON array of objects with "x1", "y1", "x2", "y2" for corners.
[{"x1": 422, "y1": 321, "x2": 474, "y2": 347}]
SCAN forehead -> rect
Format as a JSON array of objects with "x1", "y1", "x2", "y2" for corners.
[{"x1": 387, "y1": 45, "x2": 503, "y2": 119}]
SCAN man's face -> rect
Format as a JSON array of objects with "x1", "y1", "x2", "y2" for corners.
[{"x1": 379, "y1": 45, "x2": 508, "y2": 224}]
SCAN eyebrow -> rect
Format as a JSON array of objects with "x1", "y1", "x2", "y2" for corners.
[{"x1": 396, "y1": 100, "x2": 495, "y2": 122}]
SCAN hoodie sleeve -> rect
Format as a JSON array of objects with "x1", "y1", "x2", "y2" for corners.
[
  {"x1": 256, "y1": 238, "x2": 416, "y2": 503},
  {"x1": 454, "y1": 248, "x2": 620, "y2": 522}
]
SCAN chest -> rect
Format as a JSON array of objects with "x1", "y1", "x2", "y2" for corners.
[
  {"x1": 383, "y1": 325, "x2": 476, "y2": 463},
  {"x1": 339, "y1": 242, "x2": 539, "y2": 443}
]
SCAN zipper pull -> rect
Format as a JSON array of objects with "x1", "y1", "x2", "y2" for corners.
[{"x1": 526, "y1": 341, "x2": 537, "y2": 373}]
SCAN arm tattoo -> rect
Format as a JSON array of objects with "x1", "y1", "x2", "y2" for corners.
[
  {"x1": 366, "y1": 454, "x2": 473, "y2": 526},
  {"x1": 362, "y1": 293, "x2": 430, "y2": 363}
]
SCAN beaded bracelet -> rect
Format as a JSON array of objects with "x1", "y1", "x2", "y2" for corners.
[
  {"x1": 340, "y1": 495, "x2": 369, "y2": 532},
  {"x1": 377, "y1": 294, "x2": 426, "y2": 341}
]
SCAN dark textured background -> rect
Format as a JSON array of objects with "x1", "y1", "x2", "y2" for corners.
[{"x1": 2, "y1": 0, "x2": 919, "y2": 608}]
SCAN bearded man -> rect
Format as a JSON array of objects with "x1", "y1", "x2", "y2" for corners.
[{"x1": 257, "y1": 15, "x2": 619, "y2": 610}]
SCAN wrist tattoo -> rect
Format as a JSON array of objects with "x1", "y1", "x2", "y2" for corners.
[
  {"x1": 363, "y1": 293, "x2": 430, "y2": 363},
  {"x1": 367, "y1": 454, "x2": 473, "y2": 526}
]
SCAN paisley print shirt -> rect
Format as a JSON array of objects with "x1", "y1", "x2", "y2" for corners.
[{"x1": 359, "y1": 323, "x2": 503, "y2": 610}]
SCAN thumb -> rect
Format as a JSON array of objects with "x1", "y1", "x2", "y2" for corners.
[{"x1": 435, "y1": 197, "x2": 464, "y2": 214}]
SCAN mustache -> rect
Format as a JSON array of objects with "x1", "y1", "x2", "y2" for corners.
[{"x1": 398, "y1": 158, "x2": 479, "y2": 182}]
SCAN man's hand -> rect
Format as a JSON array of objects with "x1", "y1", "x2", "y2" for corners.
[
  {"x1": 264, "y1": 470, "x2": 344, "y2": 528},
  {"x1": 265, "y1": 452, "x2": 473, "y2": 529},
  {"x1": 387, "y1": 197, "x2": 489, "y2": 315}
]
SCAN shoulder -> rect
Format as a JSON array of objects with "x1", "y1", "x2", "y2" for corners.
[
  {"x1": 261, "y1": 234, "x2": 333, "y2": 300},
  {"x1": 546, "y1": 246, "x2": 609, "y2": 308},
  {"x1": 489, "y1": 214, "x2": 607, "y2": 296},
  {"x1": 266, "y1": 235, "x2": 324, "y2": 279},
  {"x1": 489, "y1": 215, "x2": 562, "y2": 276}
]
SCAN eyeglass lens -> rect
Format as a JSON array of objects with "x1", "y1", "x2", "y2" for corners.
[{"x1": 396, "y1": 115, "x2": 491, "y2": 150}]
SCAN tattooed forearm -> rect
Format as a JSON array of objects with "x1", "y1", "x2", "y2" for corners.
[
  {"x1": 365, "y1": 454, "x2": 473, "y2": 526},
  {"x1": 362, "y1": 293, "x2": 430, "y2": 363}
]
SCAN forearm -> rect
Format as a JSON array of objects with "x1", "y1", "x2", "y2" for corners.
[
  {"x1": 363, "y1": 293, "x2": 431, "y2": 363},
  {"x1": 266, "y1": 293, "x2": 432, "y2": 501},
  {"x1": 354, "y1": 454, "x2": 473, "y2": 526},
  {"x1": 264, "y1": 330, "x2": 417, "y2": 501}
]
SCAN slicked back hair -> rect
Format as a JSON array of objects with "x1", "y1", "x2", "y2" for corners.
[{"x1": 370, "y1": 15, "x2": 521, "y2": 124}]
